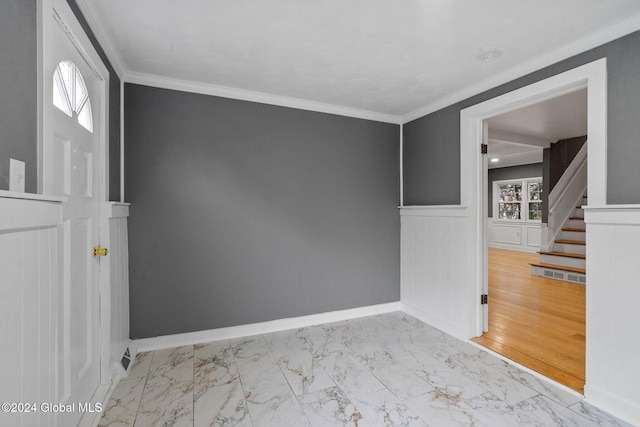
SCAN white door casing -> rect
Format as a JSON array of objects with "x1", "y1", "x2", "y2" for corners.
[
  {"x1": 41, "y1": 0, "x2": 109, "y2": 425},
  {"x1": 481, "y1": 121, "x2": 489, "y2": 332},
  {"x1": 460, "y1": 58, "x2": 607, "y2": 338}
]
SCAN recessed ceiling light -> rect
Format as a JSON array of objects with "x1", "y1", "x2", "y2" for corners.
[
  {"x1": 490, "y1": 158, "x2": 500, "y2": 163},
  {"x1": 477, "y1": 48, "x2": 504, "y2": 62}
]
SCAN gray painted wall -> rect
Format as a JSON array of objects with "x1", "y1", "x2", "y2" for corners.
[
  {"x1": 542, "y1": 135, "x2": 587, "y2": 222},
  {"x1": 404, "y1": 30, "x2": 640, "y2": 205},
  {"x1": 0, "y1": 0, "x2": 37, "y2": 192},
  {"x1": 546, "y1": 135, "x2": 587, "y2": 194},
  {"x1": 125, "y1": 84, "x2": 400, "y2": 339},
  {"x1": 0, "y1": 0, "x2": 121, "y2": 199},
  {"x1": 487, "y1": 163, "x2": 543, "y2": 218}
]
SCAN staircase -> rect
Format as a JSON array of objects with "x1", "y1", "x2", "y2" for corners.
[{"x1": 530, "y1": 195, "x2": 587, "y2": 284}]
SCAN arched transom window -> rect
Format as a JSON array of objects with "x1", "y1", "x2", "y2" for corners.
[{"x1": 53, "y1": 60, "x2": 93, "y2": 133}]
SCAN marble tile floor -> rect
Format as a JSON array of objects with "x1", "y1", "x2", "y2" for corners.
[{"x1": 99, "y1": 312, "x2": 632, "y2": 426}]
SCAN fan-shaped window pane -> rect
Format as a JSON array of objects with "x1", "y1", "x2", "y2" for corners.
[
  {"x1": 53, "y1": 64, "x2": 72, "y2": 116},
  {"x1": 78, "y1": 102, "x2": 93, "y2": 133},
  {"x1": 53, "y1": 77, "x2": 72, "y2": 116},
  {"x1": 58, "y1": 61, "x2": 73, "y2": 93},
  {"x1": 52, "y1": 60, "x2": 93, "y2": 133},
  {"x1": 75, "y1": 69, "x2": 88, "y2": 111}
]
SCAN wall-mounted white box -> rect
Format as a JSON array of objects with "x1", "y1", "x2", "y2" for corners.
[{"x1": 9, "y1": 158, "x2": 25, "y2": 192}]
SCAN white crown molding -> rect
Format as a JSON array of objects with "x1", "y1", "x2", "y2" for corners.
[
  {"x1": 72, "y1": 0, "x2": 127, "y2": 78},
  {"x1": 125, "y1": 71, "x2": 402, "y2": 124},
  {"x1": 401, "y1": 12, "x2": 640, "y2": 124},
  {"x1": 73, "y1": 1, "x2": 640, "y2": 125},
  {"x1": 132, "y1": 302, "x2": 402, "y2": 352}
]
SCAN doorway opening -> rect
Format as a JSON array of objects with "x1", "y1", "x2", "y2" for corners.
[
  {"x1": 460, "y1": 58, "x2": 607, "y2": 394},
  {"x1": 473, "y1": 89, "x2": 588, "y2": 392}
]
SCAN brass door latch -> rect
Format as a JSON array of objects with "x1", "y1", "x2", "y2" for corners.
[{"x1": 93, "y1": 246, "x2": 108, "y2": 257}]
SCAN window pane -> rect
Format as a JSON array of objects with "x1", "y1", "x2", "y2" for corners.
[
  {"x1": 58, "y1": 61, "x2": 73, "y2": 96},
  {"x1": 53, "y1": 60, "x2": 94, "y2": 133},
  {"x1": 499, "y1": 183, "x2": 522, "y2": 202},
  {"x1": 53, "y1": 66, "x2": 73, "y2": 116},
  {"x1": 75, "y1": 68, "x2": 88, "y2": 112},
  {"x1": 499, "y1": 202, "x2": 521, "y2": 220},
  {"x1": 529, "y1": 202, "x2": 542, "y2": 220},
  {"x1": 78, "y1": 101, "x2": 93, "y2": 133},
  {"x1": 528, "y1": 182, "x2": 542, "y2": 201}
]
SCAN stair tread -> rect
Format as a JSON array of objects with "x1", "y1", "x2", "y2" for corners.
[
  {"x1": 562, "y1": 227, "x2": 586, "y2": 232},
  {"x1": 539, "y1": 251, "x2": 586, "y2": 259},
  {"x1": 530, "y1": 262, "x2": 586, "y2": 274},
  {"x1": 569, "y1": 216, "x2": 585, "y2": 221},
  {"x1": 555, "y1": 239, "x2": 586, "y2": 245}
]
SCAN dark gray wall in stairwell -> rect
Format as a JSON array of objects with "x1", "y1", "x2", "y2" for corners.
[
  {"x1": 404, "y1": 30, "x2": 640, "y2": 205},
  {"x1": 542, "y1": 135, "x2": 587, "y2": 223},
  {"x1": 546, "y1": 136, "x2": 587, "y2": 194}
]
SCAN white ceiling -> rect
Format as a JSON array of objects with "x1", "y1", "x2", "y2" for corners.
[
  {"x1": 487, "y1": 89, "x2": 587, "y2": 169},
  {"x1": 80, "y1": 0, "x2": 640, "y2": 120}
]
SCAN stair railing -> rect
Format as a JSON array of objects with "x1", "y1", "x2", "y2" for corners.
[{"x1": 545, "y1": 142, "x2": 588, "y2": 250}]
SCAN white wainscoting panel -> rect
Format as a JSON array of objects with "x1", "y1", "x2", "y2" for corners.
[
  {"x1": 100, "y1": 203, "x2": 131, "y2": 381},
  {"x1": 487, "y1": 220, "x2": 541, "y2": 253},
  {"x1": 526, "y1": 225, "x2": 542, "y2": 248},
  {"x1": 584, "y1": 206, "x2": 640, "y2": 426},
  {"x1": 0, "y1": 197, "x2": 61, "y2": 427},
  {"x1": 400, "y1": 206, "x2": 469, "y2": 339},
  {"x1": 0, "y1": 197, "x2": 131, "y2": 427},
  {"x1": 491, "y1": 222, "x2": 522, "y2": 245}
]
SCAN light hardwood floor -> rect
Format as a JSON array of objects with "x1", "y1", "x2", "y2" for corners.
[{"x1": 471, "y1": 248, "x2": 586, "y2": 393}]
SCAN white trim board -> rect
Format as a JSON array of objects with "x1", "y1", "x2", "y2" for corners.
[
  {"x1": 0, "y1": 197, "x2": 62, "y2": 231},
  {"x1": 583, "y1": 205, "x2": 640, "y2": 225},
  {"x1": 125, "y1": 72, "x2": 402, "y2": 125},
  {"x1": 0, "y1": 190, "x2": 65, "y2": 202},
  {"x1": 399, "y1": 124, "x2": 404, "y2": 206},
  {"x1": 120, "y1": 78, "x2": 125, "y2": 202},
  {"x1": 133, "y1": 302, "x2": 402, "y2": 352}
]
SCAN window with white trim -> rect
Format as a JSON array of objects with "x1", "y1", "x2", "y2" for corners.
[
  {"x1": 495, "y1": 177, "x2": 543, "y2": 222},
  {"x1": 53, "y1": 60, "x2": 93, "y2": 133}
]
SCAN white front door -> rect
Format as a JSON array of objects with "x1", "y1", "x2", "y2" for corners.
[{"x1": 42, "y1": 0, "x2": 108, "y2": 425}]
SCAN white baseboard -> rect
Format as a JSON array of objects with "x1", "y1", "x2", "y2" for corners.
[
  {"x1": 400, "y1": 303, "x2": 468, "y2": 341},
  {"x1": 133, "y1": 302, "x2": 402, "y2": 352},
  {"x1": 584, "y1": 384, "x2": 640, "y2": 426},
  {"x1": 84, "y1": 380, "x2": 119, "y2": 427}
]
